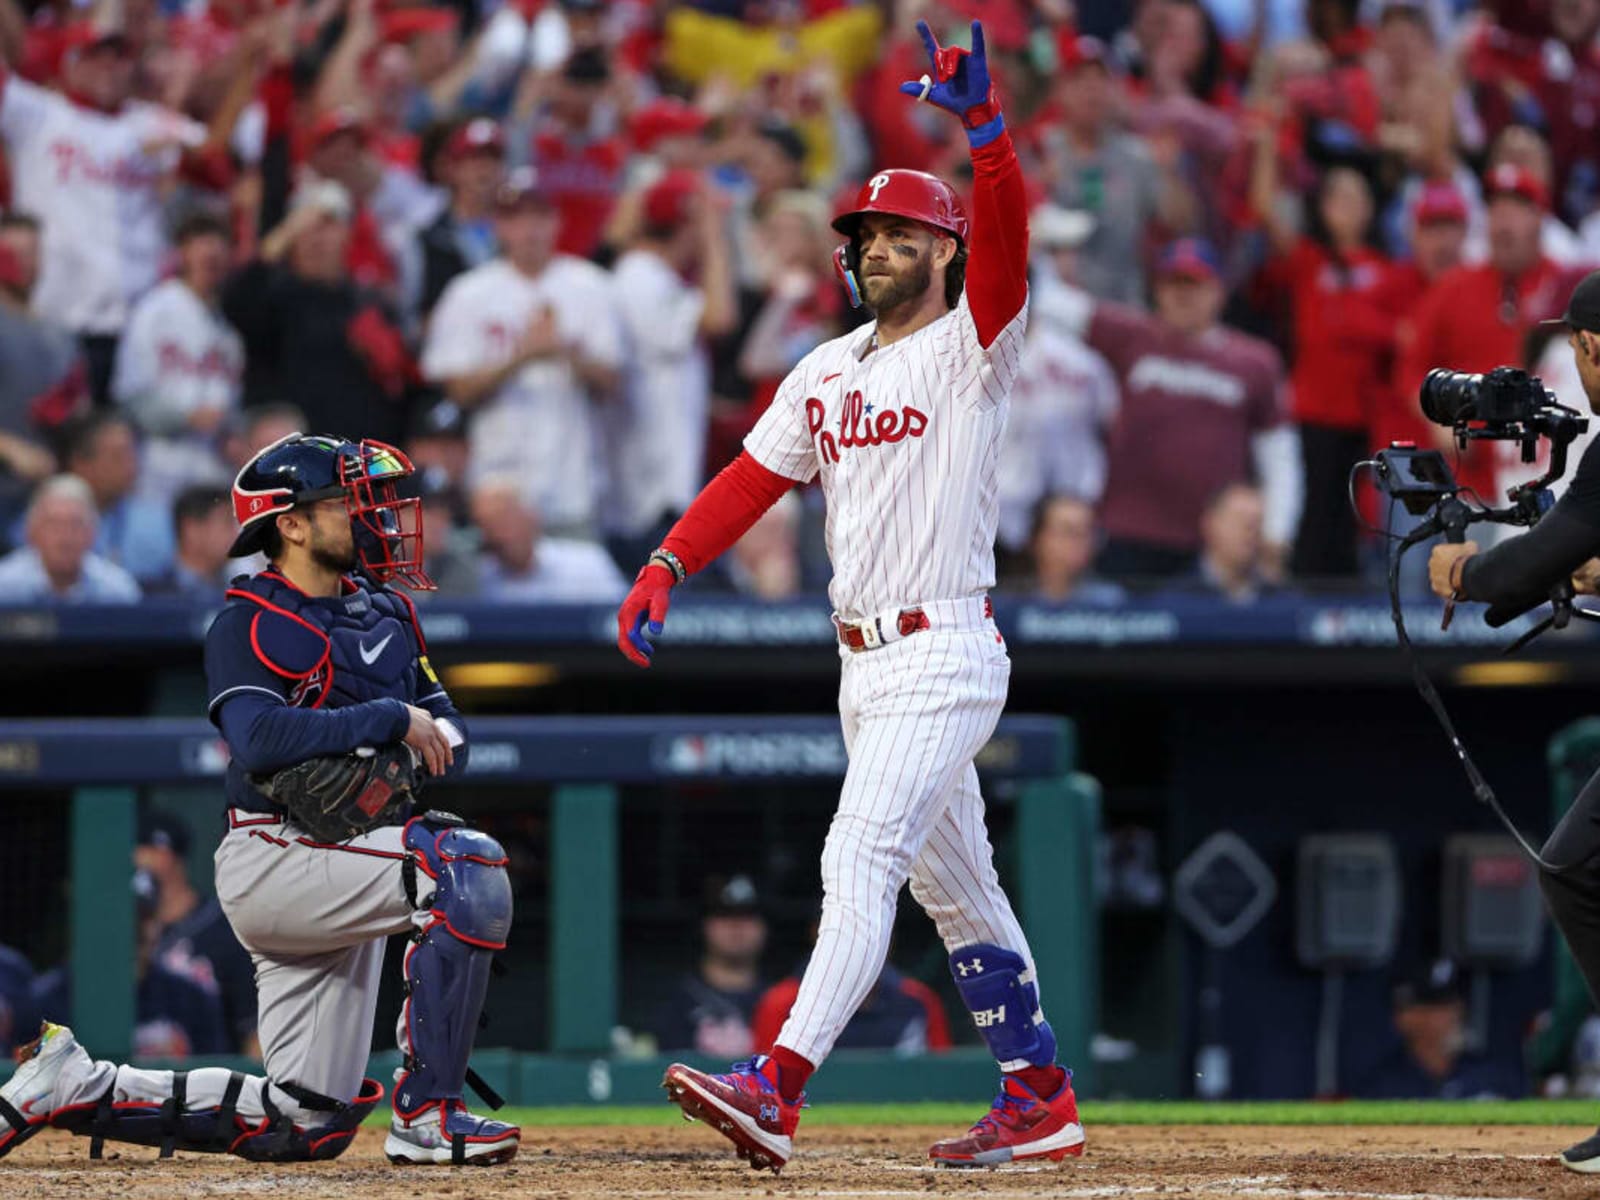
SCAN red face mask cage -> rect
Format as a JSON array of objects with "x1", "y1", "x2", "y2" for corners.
[{"x1": 337, "y1": 440, "x2": 434, "y2": 590}]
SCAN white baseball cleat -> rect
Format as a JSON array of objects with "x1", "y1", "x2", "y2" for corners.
[
  {"x1": 0, "y1": 1022, "x2": 87, "y2": 1159},
  {"x1": 384, "y1": 1098, "x2": 520, "y2": 1165}
]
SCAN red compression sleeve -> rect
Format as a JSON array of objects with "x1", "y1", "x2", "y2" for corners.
[
  {"x1": 965, "y1": 129, "x2": 1029, "y2": 349},
  {"x1": 658, "y1": 451, "x2": 795, "y2": 576}
]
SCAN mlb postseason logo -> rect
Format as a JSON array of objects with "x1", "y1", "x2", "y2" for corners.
[{"x1": 650, "y1": 732, "x2": 848, "y2": 778}]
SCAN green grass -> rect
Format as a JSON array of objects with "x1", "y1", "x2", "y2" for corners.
[{"x1": 367, "y1": 1099, "x2": 1600, "y2": 1129}]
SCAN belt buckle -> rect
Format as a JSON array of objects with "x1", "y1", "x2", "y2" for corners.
[{"x1": 859, "y1": 618, "x2": 882, "y2": 650}]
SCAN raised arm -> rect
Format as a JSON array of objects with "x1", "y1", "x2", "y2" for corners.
[{"x1": 897, "y1": 19, "x2": 1026, "y2": 346}]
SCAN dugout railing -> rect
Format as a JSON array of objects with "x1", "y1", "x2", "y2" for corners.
[{"x1": 0, "y1": 715, "x2": 1100, "y2": 1104}]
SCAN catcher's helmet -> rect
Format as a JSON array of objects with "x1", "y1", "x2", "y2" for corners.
[
  {"x1": 830, "y1": 170, "x2": 968, "y2": 308},
  {"x1": 229, "y1": 433, "x2": 433, "y2": 589}
]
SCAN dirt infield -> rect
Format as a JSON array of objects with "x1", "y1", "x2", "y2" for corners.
[{"x1": 1, "y1": 1123, "x2": 1591, "y2": 1200}]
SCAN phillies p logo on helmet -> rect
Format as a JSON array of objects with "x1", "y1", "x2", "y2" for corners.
[{"x1": 867, "y1": 173, "x2": 892, "y2": 204}]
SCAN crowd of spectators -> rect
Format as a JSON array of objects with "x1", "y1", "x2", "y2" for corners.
[{"x1": 1, "y1": 0, "x2": 1599, "y2": 606}]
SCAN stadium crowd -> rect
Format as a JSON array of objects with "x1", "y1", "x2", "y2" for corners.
[{"x1": 0, "y1": 0, "x2": 1598, "y2": 605}]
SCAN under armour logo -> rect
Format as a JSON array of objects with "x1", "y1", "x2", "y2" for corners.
[
  {"x1": 867, "y1": 173, "x2": 891, "y2": 203},
  {"x1": 973, "y1": 1006, "x2": 1007, "y2": 1028},
  {"x1": 956, "y1": 958, "x2": 984, "y2": 977}
]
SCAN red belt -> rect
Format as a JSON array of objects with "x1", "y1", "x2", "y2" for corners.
[
  {"x1": 835, "y1": 607, "x2": 931, "y2": 652},
  {"x1": 834, "y1": 597, "x2": 993, "y2": 653}
]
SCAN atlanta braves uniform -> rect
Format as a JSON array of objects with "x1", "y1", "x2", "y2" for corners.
[
  {"x1": 622, "y1": 27, "x2": 1076, "y2": 1172},
  {"x1": 0, "y1": 436, "x2": 519, "y2": 1167}
]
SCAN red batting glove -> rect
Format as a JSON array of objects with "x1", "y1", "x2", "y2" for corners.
[{"x1": 616, "y1": 563, "x2": 675, "y2": 668}]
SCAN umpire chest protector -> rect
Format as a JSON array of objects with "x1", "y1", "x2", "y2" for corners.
[{"x1": 226, "y1": 571, "x2": 426, "y2": 709}]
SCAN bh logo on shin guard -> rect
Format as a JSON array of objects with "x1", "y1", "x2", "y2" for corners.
[{"x1": 973, "y1": 1006, "x2": 1007, "y2": 1028}]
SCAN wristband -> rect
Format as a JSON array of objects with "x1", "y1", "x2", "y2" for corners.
[{"x1": 648, "y1": 548, "x2": 687, "y2": 585}]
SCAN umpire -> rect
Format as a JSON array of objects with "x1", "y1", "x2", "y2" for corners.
[{"x1": 1429, "y1": 270, "x2": 1600, "y2": 1171}]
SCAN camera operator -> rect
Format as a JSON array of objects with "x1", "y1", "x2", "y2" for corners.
[
  {"x1": 1428, "y1": 272, "x2": 1600, "y2": 615},
  {"x1": 1428, "y1": 268, "x2": 1600, "y2": 1172}
]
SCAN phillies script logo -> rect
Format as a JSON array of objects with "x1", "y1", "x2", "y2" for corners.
[{"x1": 805, "y1": 390, "x2": 928, "y2": 465}]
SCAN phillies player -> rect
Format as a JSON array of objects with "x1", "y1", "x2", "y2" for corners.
[
  {"x1": 0, "y1": 15, "x2": 249, "y2": 396},
  {"x1": 616, "y1": 21, "x2": 1083, "y2": 1173}
]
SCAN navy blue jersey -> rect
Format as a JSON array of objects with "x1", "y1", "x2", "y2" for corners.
[{"x1": 204, "y1": 570, "x2": 468, "y2": 814}]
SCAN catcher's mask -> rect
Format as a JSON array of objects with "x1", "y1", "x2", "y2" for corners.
[{"x1": 230, "y1": 433, "x2": 433, "y2": 590}]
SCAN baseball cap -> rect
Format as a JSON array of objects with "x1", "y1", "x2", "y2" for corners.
[
  {"x1": 380, "y1": 5, "x2": 459, "y2": 43},
  {"x1": 1484, "y1": 162, "x2": 1549, "y2": 212},
  {"x1": 308, "y1": 107, "x2": 369, "y2": 151},
  {"x1": 1393, "y1": 957, "x2": 1464, "y2": 1008},
  {"x1": 138, "y1": 812, "x2": 192, "y2": 856},
  {"x1": 1057, "y1": 30, "x2": 1111, "y2": 73},
  {"x1": 61, "y1": 22, "x2": 131, "y2": 57},
  {"x1": 494, "y1": 166, "x2": 555, "y2": 213},
  {"x1": 446, "y1": 118, "x2": 505, "y2": 161},
  {"x1": 1156, "y1": 237, "x2": 1221, "y2": 282},
  {"x1": 1032, "y1": 204, "x2": 1094, "y2": 250},
  {"x1": 629, "y1": 98, "x2": 711, "y2": 154},
  {"x1": 1540, "y1": 270, "x2": 1600, "y2": 334},
  {"x1": 643, "y1": 169, "x2": 702, "y2": 230},
  {"x1": 1412, "y1": 181, "x2": 1467, "y2": 226},
  {"x1": 704, "y1": 874, "x2": 762, "y2": 918}
]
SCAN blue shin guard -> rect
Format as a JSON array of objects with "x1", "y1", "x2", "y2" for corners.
[
  {"x1": 948, "y1": 944, "x2": 1058, "y2": 1069},
  {"x1": 397, "y1": 815, "x2": 513, "y2": 1118}
]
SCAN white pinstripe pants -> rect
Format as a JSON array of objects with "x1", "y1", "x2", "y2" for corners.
[{"x1": 775, "y1": 617, "x2": 1040, "y2": 1065}]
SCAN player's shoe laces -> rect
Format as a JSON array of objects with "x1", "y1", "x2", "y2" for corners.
[
  {"x1": 1560, "y1": 1126, "x2": 1600, "y2": 1173},
  {"x1": 929, "y1": 1071, "x2": 1086, "y2": 1167},
  {"x1": 662, "y1": 1055, "x2": 803, "y2": 1172},
  {"x1": 0, "y1": 1022, "x2": 88, "y2": 1160},
  {"x1": 385, "y1": 1098, "x2": 520, "y2": 1166}
]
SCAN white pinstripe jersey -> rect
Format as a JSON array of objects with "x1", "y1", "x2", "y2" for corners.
[{"x1": 744, "y1": 291, "x2": 1028, "y2": 619}]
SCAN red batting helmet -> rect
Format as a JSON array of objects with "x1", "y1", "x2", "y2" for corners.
[{"x1": 831, "y1": 170, "x2": 968, "y2": 243}]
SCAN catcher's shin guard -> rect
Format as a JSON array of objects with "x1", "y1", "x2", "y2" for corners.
[
  {"x1": 396, "y1": 814, "x2": 513, "y2": 1117},
  {"x1": 51, "y1": 1072, "x2": 382, "y2": 1161}
]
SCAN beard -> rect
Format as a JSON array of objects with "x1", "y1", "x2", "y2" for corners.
[
  {"x1": 310, "y1": 527, "x2": 359, "y2": 574},
  {"x1": 863, "y1": 251, "x2": 933, "y2": 317}
]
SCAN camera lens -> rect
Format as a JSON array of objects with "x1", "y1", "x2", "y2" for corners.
[{"x1": 1420, "y1": 369, "x2": 1482, "y2": 426}]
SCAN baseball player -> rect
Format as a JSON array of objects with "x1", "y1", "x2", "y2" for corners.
[
  {"x1": 616, "y1": 21, "x2": 1083, "y2": 1173},
  {"x1": 0, "y1": 434, "x2": 520, "y2": 1166}
]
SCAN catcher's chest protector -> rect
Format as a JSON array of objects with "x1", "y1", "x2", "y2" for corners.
[{"x1": 226, "y1": 573, "x2": 424, "y2": 710}]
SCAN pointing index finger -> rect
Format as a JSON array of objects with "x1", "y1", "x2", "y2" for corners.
[
  {"x1": 969, "y1": 20, "x2": 985, "y2": 63},
  {"x1": 914, "y1": 18, "x2": 940, "y2": 66}
]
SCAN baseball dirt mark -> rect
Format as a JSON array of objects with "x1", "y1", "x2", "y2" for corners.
[{"x1": 0, "y1": 1123, "x2": 1586, "y2": 1199}]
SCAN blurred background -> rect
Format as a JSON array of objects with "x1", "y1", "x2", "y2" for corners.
[{"x1": 2, "y1": 0, "x2": 1600, "y2": 1106}]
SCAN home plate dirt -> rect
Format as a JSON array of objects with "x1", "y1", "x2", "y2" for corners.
[{"x1": 0, "y1": 1124, "x2": 1588, "y2": 1200}]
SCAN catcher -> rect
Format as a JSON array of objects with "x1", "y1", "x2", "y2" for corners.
[{"x1": 0, "y1": 434, "x2": 519, "y2": 1166}]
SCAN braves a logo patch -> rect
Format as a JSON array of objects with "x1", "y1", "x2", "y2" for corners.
[{"x1": 805, "y1": 389, "x2": 928, "y2": 465}]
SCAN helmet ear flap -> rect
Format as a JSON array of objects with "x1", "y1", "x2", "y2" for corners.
[{"x1": 833, "y1": 242, "x2": 864, "y2": 308}]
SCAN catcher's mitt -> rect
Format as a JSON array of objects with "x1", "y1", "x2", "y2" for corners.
[{"x1": 252, "y1": 744, "x2": 421, "y2": 843}]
